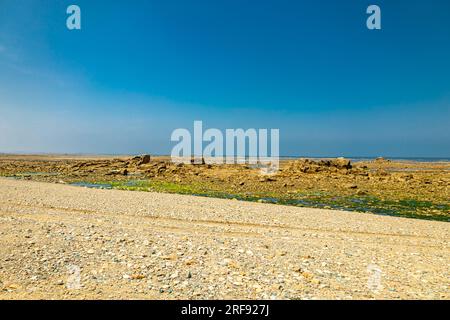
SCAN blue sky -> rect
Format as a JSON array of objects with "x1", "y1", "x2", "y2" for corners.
[{"x1": 0, "y1": 0, "x2": 449, "y2": 157}]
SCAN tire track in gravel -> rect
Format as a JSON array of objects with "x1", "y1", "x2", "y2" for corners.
[{"x1": 1, "y1": 202, "x2": 448, "y2": 250}]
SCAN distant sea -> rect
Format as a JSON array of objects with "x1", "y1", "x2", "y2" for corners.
[
  {"x1": 1, "y1": 153, "x2": 448, "y2": 163},
  {"x1": 279, "y1": 156, "x2": 450, "y2": 162}
]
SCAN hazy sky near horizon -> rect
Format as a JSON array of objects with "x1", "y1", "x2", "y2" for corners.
[{"x1": 0, "y1": 0, "x2": 449, "y2": 157}]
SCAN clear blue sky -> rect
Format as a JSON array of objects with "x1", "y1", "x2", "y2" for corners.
[{"x1": 0, "y1": 0, "x2": 449, "y2": 157}]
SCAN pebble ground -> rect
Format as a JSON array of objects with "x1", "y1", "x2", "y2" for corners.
[{"x1": 0, "y1": 178, "x2": 448, "y2": 299}]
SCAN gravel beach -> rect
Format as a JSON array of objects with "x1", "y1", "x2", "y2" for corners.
[{"x1": 0, "y1": 178, "x2": 448, "y2": 299}]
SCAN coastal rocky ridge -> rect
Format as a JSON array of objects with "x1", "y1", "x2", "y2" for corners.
[{"x1": 0, "y1": 154, "x2": 448, "y2": 220}]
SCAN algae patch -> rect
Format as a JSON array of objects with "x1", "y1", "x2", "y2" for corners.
[{"x1": 69, "y1": 179, "x2": 449, "y2": 222}]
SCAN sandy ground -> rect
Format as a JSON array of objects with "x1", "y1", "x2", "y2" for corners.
[{"x1": 0, "y1": 178, "x2": 448, "y2": 300}]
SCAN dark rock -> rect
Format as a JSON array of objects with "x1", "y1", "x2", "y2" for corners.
[
  {"x1": 140, "y1": 154, "x2": 151, "y2": 164},
  {"x1": 259, "y1": 176, "x2": 276, "y2": 182},
  {"x1": 330, "y1": 157, "x2": 352, "y2": 169},
  {"x1": 190, "y1": 157, "x2": 206, "y2": 165},
  {"x1": 131, "y1": 154, "x2": 151, "y2": 165}
]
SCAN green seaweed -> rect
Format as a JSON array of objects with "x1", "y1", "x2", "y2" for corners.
[{"x1": 69, "y1": 179, "x2": 449, "y2": 222}]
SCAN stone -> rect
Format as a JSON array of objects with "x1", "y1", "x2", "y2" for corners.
[
  {"x1": 139, "y1": 154, "x2": 151, "y2": 165},
  {"x1": 330, "y1": 157, "x2": 352, "y2": 169}
]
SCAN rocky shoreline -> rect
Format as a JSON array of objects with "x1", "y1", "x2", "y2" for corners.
[{"x1": 0, "y1": 154, "x2": 449, "y2": 221}]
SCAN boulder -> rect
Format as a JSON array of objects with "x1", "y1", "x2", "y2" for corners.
[
  {"x1": 139, "y1": 154, "x2": 151, "y2": 164},
  {"x1": 131, "y1": 154, "x2": 151, "y2": 165},
  {"x1": 330, "y1": 157, "x2": 352, "y2": 169}
]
